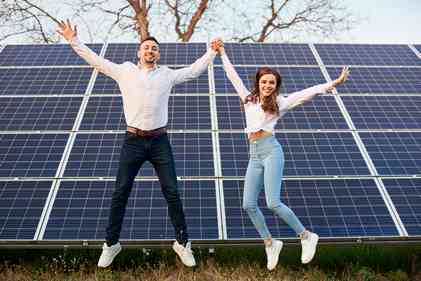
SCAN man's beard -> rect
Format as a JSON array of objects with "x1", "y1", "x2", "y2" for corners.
[{"x1": 144, "y1": 55, "x2": 156, "y2": 64}]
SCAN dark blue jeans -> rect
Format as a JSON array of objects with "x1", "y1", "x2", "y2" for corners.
[{"x1": 106, "y1": 132, "x2": 188, "y2": 245}]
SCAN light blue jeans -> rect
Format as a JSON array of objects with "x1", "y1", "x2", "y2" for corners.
[{"x1": 243, "y1": 135, "x2": 305, "y2": 239}]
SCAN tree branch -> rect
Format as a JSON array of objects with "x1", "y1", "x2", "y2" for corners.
[
  {"x1": 164, "y1": 0, "x2": 209, "y2": 42},
  {"x1": 165, "y1": 0, "x2": 184, "y2": 38},
  {"x1": 128, "y1": 0, "x2": 151, "y2": 41},
  {"x1": 234, "y1": 0, "x2": 354, "y2": 42},
  {"x1": 21, "y1": 0, "x2": 61, "y2": 24},
  {"x1": 183, "y1": 0, "x2": 208, "y2": 42}
]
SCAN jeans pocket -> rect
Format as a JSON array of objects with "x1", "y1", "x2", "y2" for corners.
[{"x1": 125, "y1": 132, "x2": 138, "y2": 143}]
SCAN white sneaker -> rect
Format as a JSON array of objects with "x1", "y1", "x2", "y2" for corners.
[
  {"x1": 265, "y1": 239, "x2": 283, "y2": 271},
  {"x1": 98, "y1": 242, "x2": 122, "y2": 268},
  {"x1": 172, "y1": 241, "x2": 196, "y2": 267},
  {"x1": 301, "y1": 232, "x2": 319, "y2": 264}
]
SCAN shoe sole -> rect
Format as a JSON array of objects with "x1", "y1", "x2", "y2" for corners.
[
  {"x1": 98, "y1": 246, "x2": 122, "y2": 268},
  {"x1": 301, "y1": 235, "x2": 319, "y2": 264},
  {"x1": 267, "y1": 242, "x2": 283, "y2": 271},
  {"x1": 172, "y1": 245, "x2": 196, "y2": 267}
]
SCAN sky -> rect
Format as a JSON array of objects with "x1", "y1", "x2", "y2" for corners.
[
  {"x1": 2, "y1": 0, "x2": 421, "y2": 44},
  {"x1": 333, "y1": 0, "x2": 421, "y2": 44}
]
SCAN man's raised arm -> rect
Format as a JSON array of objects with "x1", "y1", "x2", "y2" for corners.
[
  {"x1": 57, "y1": 19, "x2": 123, "y2": 81},
  {"x1": 170, "y1": 39, "x2": 219, "y2": 85}
]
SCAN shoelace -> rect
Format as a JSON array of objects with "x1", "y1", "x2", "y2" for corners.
[{"x1": 185, "y1": 247, "x2": 193, "y2": 254}]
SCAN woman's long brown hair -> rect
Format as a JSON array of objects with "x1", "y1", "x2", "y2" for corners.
[{"x1": 242, "y1": 67, "x2": 282, "y2": 115}]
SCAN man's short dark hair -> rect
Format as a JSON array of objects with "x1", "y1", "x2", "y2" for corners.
[{"x1": 140, "y1": 36, "x2": 160, "y2": 46}]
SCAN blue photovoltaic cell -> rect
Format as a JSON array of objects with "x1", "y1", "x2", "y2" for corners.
[
  {"x1": 103, "y1": 43, "x2": 138, "y2": 64},
  {"x1": 216, "y1": 95, "x2": 348, "y2": 130},
  {"x1": 0, "y1": 181, "x2": 52, "y2": 240},
  {"x1": 214, "y1": 67, "x2": 327, "y2": 94},
  {"x1": 79, "y1": 96, "x2": 124, "y2": 130},
  {"x1": 327, "y1": 67, "x2": 421, "y2": 94},
  {"x1": 359, "y1": 132, "x2": 421, "y2": 176},
  {"x1": 92, "y1": 68, "x2": 209, "y2": 94},
  {"x1": 342, "y1": 96, "x2": 421, "y2": 130},
  {"x1": 0, "y1": 134, "x2": 68, "y2": 177},
  {"x1": 0, "y1": 68, "x2": 93, "y2": 96},
  {"x1": 64, "y1": 133, "x2": 214, "y2": 177},
  {"x1": 0, "y1": 44, "x2": 103, "y2": 66},
  {"x1": 219, "y1": 132, "x2": 370, "y2": 177},
  {"x1": 0, "y1": 96, "x2": 82, "y2": 131},
  {"x1": 214, "y1": 43, "x2": 317, "y2": 65},
  {"x1": 80, "y1": 95, "x2": 211, "y2": 130},
  {"x1": 224, "y1": 179, "x2": 399, "y2": 239},
  {"x1": 315, "y1": 44, "x2": 421, "y2": 66},
  {"x1": 104, "y1": 43, "x2": 207, "y2": 65},
  {"x1": 43, "y1": 180, "x2": 218, "y2": 240},
  {"x1": 382, "y1": 178, "x2": 421, "y2": 236}
]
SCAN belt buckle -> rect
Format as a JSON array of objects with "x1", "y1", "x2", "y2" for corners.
[{"x1": 137, "y1": 130, "x2": 148, "y2": 138}]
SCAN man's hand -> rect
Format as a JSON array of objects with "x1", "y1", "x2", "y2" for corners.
[
  {"x1": 210, "y1": 38, "x2": 224, "y2": 54},
  {"x1": 56, "y1": 19, "x2": 77, "y2": 42},
  {"x1": 332, "y1": 66, "x2": 350, "y2": 87}
]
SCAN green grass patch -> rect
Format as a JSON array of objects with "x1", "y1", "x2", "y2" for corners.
[{"x1": 0, "y1": 244, "x2": 420, "y2": 280}]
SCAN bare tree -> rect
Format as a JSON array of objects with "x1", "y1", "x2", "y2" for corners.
[
  {"x1": 163, "y1": 0, "x2": 211, "y2": 42},
  {"x1": 128, "y1": 0, "x2": 151, "y2": 40},
  {"x1": 0, "y1": 0, "x2": 356, "y2": 44},
  {"x1": 229, "y1": 0, "x2": 355, "y2": 42},
  {"x1": 68, "y1": 0, "x2": 215, "y2": 42},
  {"x1": 0, "y1": 0, "x2": 62, "y2": 43}
]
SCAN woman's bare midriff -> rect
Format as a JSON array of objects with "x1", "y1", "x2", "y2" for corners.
[{"x1": 248, "y1": 130, "x2": 273, "y2": 141}]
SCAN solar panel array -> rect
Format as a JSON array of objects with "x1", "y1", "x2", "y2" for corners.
[{"x1": 0, "y1": 42, "x2": 420, "y2": 246}]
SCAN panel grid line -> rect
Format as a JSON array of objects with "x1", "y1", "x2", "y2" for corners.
[
  {"x1": 408, "y1": 44, "x2": 421, "y2": 59},
  {"x1": 207, "y1": 49, "x2": 226, "y2": 240}
]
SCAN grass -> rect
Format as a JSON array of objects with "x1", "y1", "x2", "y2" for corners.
[{"x1": 0, "y1": 244, "x2": 420, "y2": 281}]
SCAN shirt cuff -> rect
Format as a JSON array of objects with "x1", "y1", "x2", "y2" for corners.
[
  {"x1": 69, "y1": 36, "x2": 81, "y2": 46},
  {"x1": 321, "y1": 81, "x2": 335, "y2": 94},
  {"x1": 207, "y1": 48, "x2": 218, "y2": 58}
]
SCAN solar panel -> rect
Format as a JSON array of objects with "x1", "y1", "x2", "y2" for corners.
[
  {"x1": 104, "y1": 43, "x2": 207, "y2": 65},
  {"x1": 359, "y1": 132, "x2": 421, "y2": 176},
  {"x1": 342, "y1": 95, "x2": 421, "y2": 129},
  {"x1": 103, "y1": 43, "x2": 138, "y2": 64},
  {"x1": 1, "y1": 42, "x2": 421, "y2": 245},
  {"x1": 382, "y1": 178, "x2": 421, "y2": 236},
  {"x1": 0, "y1": 134, "x2": 69, "y2": 177},
  {"x1": 0, "y1": 44, "x2": 103, "y2": 66},
  {"x1": 218, "y1": 132, "x2": 370, "y2": 177},
  {"x1": 63, "y1": 133, "x2": 214, "y2": 177},
  {"x1": 80, "y1": 95, "x2": 211, "y2": 130},
  {"x1": 223, "y1": 179, "x2": 399, "y2": 239},
  {"x1": 214, "y1": 66, "x2": 327, "y2": 94},
  {"x1": 215, "y1": 95, "x2": 348, "y2": 130},
  {"x1": 315, "y1": 44, "x2": 421, "y2": 66},
  {"x1": 213, "y1": 43, "x2": 317, "y2": 65},
  {"x1": 0, "y1": 96, "x2": 82, "y2": 131},
  {"x1": 327, "y1": 67, "x2": 421, "y2": 94},
  {"x1": 43, "y1": 180, "x2": 219, "y2": 240},
  {"x1": 0, "y1": 68, "x2": 93, "y2": 96},
  {"x1": 0, "y1": 181, "x2": 52, "y2": 239},
  {"x1": 92, "y1": 68, "x2": 209, "y2": 94}
]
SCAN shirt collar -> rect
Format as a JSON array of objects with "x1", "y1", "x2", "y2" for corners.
[{"x1": 137, "y1": 63, "x2": 159, "y2": 72}]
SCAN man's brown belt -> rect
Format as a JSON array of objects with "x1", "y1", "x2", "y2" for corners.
[{"x1": 127, "y1": 126, "x2": 167, "y2": 138}]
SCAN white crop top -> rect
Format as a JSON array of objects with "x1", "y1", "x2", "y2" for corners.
[{"x1": 220, "y1": 53, "x2": 334, "y2": 134}]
